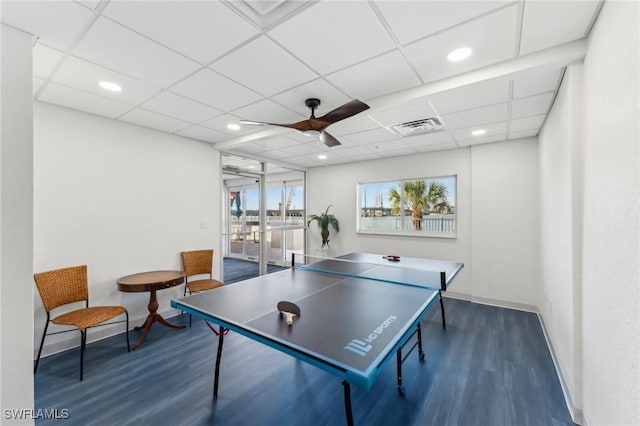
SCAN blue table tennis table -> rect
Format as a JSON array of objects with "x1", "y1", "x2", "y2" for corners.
[{"x1": 171, "y1": 252, "x2": 463, "y2": 425}]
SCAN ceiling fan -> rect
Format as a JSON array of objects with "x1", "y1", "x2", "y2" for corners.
[{"x1": 240, "y1": 98, "x2": 370, "y2": 147}]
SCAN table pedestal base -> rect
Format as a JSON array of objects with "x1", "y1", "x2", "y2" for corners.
[{"x1": 132, "y1": 288, "x2": 185, "y2": 349}]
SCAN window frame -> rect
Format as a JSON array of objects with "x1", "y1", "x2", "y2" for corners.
[{"x1": 356, "y1": 175, "x2": 457, "y2": 239}]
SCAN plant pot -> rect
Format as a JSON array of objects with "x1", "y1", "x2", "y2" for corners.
[{"x1": 321, "y1": 229, "x2": 330, "y2": 247}]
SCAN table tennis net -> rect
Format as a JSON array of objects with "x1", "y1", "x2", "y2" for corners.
[{"x1": 292, "y1": 254, "x2": 446, "y2": 291}]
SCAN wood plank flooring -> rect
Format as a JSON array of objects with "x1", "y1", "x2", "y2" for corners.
[{"x1": 34, "y1": 296, "x2": 576, "y2": 426}]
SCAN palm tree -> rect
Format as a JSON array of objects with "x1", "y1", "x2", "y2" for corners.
[
  {"x1": 424, "y1": 181, "x2": 450, "y2": 215},
  {"x1": 389, "y1": 180, "x2": 450, "y2": 230},
  {"x1": 307, "y1": 205, "x2": 340, "y2": 248}
]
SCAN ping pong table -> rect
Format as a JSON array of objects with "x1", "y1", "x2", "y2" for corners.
[{"x1": 171, "y1": 252, "x2": 463, "y2": 425}]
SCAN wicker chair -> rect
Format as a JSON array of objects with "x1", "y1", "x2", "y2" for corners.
[
  {"x1": 33, "y1": 265, "x2": 130, "y2": 381},
  {"x1": 181, "y1": 250, "x2": 224, "y2": 328}
]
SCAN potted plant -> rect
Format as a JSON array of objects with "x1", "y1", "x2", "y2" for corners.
[{"x1": 307, "y1": 205, "x2": 340, "y2": 248}]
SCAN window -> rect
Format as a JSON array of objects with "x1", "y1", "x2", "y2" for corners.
[{"x1": 357, "y1": 176, "x2": 457, "y2": 238}]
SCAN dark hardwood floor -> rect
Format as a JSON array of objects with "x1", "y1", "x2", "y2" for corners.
[{"x1": 34, "y1": 259, "x2": 575, "y2": 425}]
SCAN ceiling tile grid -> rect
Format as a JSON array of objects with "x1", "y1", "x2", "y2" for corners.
[{"x1": 0, "y1": 0, "x2": 602, "y2": 168}]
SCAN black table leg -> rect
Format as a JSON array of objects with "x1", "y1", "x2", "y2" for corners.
[
  {"x1": 342, "y1": 380, "x2": 354, "y2": 426},
  {"x1": 213, "y1": 327, "x2": 225, "y2": 398},
  {"x1": 439, "y1": 291, "x2": 446, "y2": 329}
]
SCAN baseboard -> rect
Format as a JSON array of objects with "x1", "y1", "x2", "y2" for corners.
[
  {"x1": 444, "y1": 292, "x2": 538, "y2": 313},
  {"x1": 536, "y1": 312, "x2": 584, "y2": 425},
  {"x1": 36, "y1": 308, "x2": 184, "y2": 359}
]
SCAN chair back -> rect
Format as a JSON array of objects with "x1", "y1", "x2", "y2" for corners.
[
  {"x1": 34, "y1": 265, "x2": 89, "y2": 313},
  {"x1": 181, "y1": 250, "x2": 214, "y2": 278}
]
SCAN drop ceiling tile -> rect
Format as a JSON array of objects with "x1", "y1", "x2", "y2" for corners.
[
  {"x1": 428, "y1": 77, "x2": 510, "y2": 115},
  {"x1": 39, "y1": 82, "x2": 132, "y2": 118},
  {"x1": 440, "y1": 102, "x2": 509, "y2": 130},
  {"x1": 280, "y1": 143, "x2": 324, "y2": 156},
  {"x1": 322, "y1": 156, "x2": 353, "y2": 166},
  {"x1": 102, "y1": 1, "x2": 259, "y2": 64},
  {"x1": 413, "y1": 142, "x2": 458, "y2": 153},
  {"x1": 254, "y1": 136, "x2": 301, "y2": 150},
  {"x1": 403, "y1": 131, "x2": 455, "y2": 148},
  {"x1": 450, "y1": 121, "x2": 508, "y2": 141},
  {"x1": 511, "y1": 92, "x2": 554, "y2": 119},
  {"x1": 1, "y1": 1, "x2": 93, "y2": 50},
  {"x1": 325, "y1": 51, "x2": 421, "y2": 101},
  {"x1": 119, "y1": 108, "x2": 191, "y2": 133},
  {"x1": 268, "y1": 1, "x2": 396, "y2": 75},
  {"x1": 329, "y1": 114, "x2": 381, "y2": 136},
  {"x1": 520, "y1": 1, "x2": 600, "y2": 55},
  {"x1": 33, "y1": 43, "x2": 63, "y2": 79},
  {"x1": 375, "y1": 1, "x2": 508, "y2": 45},
  {"x1": 343, "y1": 128, "x2": 397, "y2": 145},
  {"x1": 509, "y1": 114, "x2": 545, "y2": 132},
  {"x1": 331, "y1": 146, "x2": 375, "y2": 157},
  {"x1": 227, "y1": 141, "x2": 270, "y2": 155},
  {"x1": 74, "y1": 17, "x2": 200, "y2": 88},
  {"x1": 170, "y1": 68, "x2": 261, "y2": 111},
  {"x1": 513, "y1": 68, "x2": 562, "y2": 99},
  {"x1": 271, "y1": 79, "x2": 351, "y2": 117},
  {"x1": 403, "y1": 5, "x2": 518, "y2": 83},
  {"x1": 366, "y1": 140, "x2": 414, "y2": 154},
  {"x1": 76, "y1": 1, "x2": 101, "y2": 10},
  {"x1": 509, "y1": 129, "x2": 539, "y2": 139},
  {"x1": 349, "y1": 152, "x2": 383, "y2": 162},
  {"x1": 258, "y1": 149, "x2": 298, "y2": 161},
  {"x1": 142, "y1": 91, "x2": 222, "y2": 124},
  {"x1": 211, "y1": 36, "x2": 317, "y2": 97},
  {"x1": 232, "y1": 99, "x2": 305, "y2": 124},
  {"x1": 458, "y1": 133, "x2": 506, "y2": 147},
  {"x1": 201, "y1": 113, "x2": 257, "y2": 135},
  {"x1": 368, "y1": 96, "x2": 439, "y2": 128},
  {"x1": 176, "y1": 125, "x2": 230, "y2": 144},
  {"x1": 53, "y1": 56, "x2": 159, "y2": 105}
]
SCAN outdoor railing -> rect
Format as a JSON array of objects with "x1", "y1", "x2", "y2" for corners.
[{"x1": 358, "y1": 215, "x2": 456, "y2": 233}]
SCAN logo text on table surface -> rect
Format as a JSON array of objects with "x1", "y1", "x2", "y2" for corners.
[{"x1": 344, "y1": 315, "x2": 397, "y2": 356}]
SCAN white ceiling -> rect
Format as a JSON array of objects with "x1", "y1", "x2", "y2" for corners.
[{"x1": 2, "y1": 0, "x2": 602, "y2": 169}]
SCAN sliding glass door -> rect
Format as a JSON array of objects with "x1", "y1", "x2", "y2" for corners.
[
  {"x1": 222, "y1": 155, "x2": 305, "y2": 270},
  {"x1": 265, "y1": 179, "x2": 305, "y2": 265}
]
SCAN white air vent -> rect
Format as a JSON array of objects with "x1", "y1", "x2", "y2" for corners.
[{"x1": 391, "y1": 118, "x2": 444, "y2": 137}]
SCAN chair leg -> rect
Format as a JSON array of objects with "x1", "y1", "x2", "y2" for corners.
[
  {"x1": 125, "y1": 311, "x2": 131, "y2": 352},
  {"x1": 34, "y1": 316, "x2": 50, "y2": 374},
  {"x1": 80, "y1": 329, "x2": 87, "y2": 381}
]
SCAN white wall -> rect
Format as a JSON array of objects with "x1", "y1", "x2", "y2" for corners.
[
  {"x1": 306, "y1": 139, "x2": 540, "y2": 307},
  {"x1": 0, "y1": 23, "x2": 35, "y2": 425},
  {"x1": 470, "y1": 138, "x2": 539, "y2": 308},
  {"x1": 580, "y1": 2, "x2": 640, "y2": 425},
  {"x1": 33, "y1": 102, "x2": 222, "y2": 356},
  {"x1": 538, "y1": 62, "x2": 584, "y2": 420}
]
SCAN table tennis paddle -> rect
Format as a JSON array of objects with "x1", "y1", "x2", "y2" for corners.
[
  {"x1": 383, "y1": 255, "x2": 400, "y2": 262},
  {"x1": 277, "y1": 300, "x2": 300, "y2": 326}
]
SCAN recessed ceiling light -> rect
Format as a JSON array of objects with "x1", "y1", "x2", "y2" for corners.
[
  {"x1": 318, "y1": 154, "x2": 327, "y2": 160},
  {"x1": 227, "y1": 123, "x2": 241, "y2": 131},
  {"x1": 471, "y1": 129, "x2": 487, "y2": 136},
  {"x1": 447, "y1": 47, "x2": 472, "y2": 62},
  {"x1": 98, "y1": 81, "x2": 122, "y2": 92}
]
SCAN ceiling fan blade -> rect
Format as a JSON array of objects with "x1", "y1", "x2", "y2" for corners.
[
  {"x1": 240, "y1": 99, "x2": 369, "y2": 137},
  {"x1": 319, "y1": 131, "x2": 341, "y2": 147},
  {"x1": 317, "y1": 99, "x2": 370, "y2": 125},
  {"x1": 239, "y1": 120, "x2": 271, "y2": 126},
  {"x1": 241, "y1": 119, "x2": 313, "y2": 132}
]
